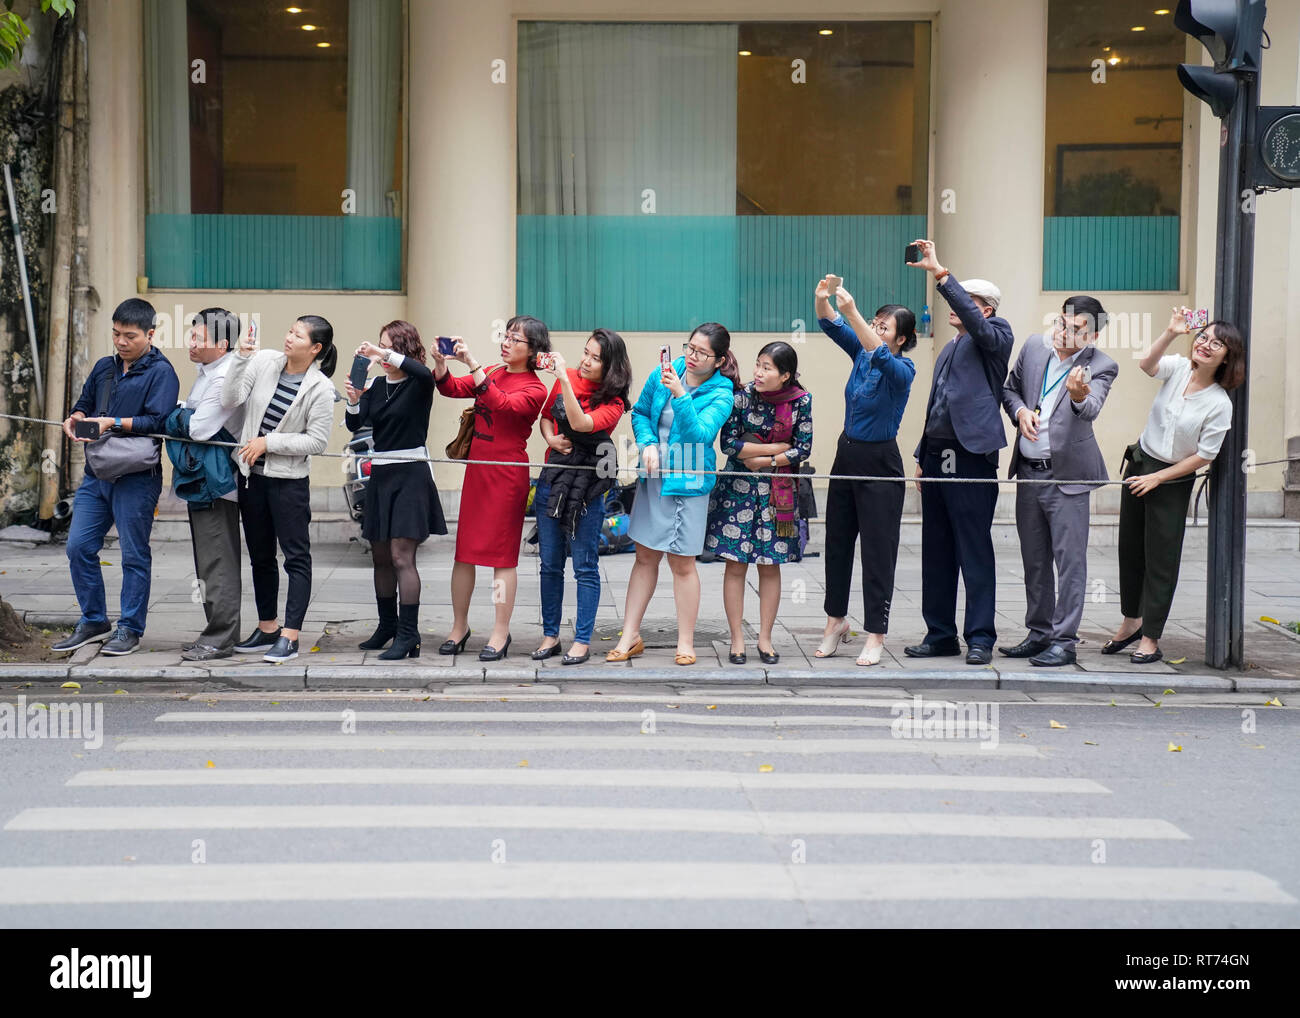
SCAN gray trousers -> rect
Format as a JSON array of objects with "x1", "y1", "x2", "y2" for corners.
[
  {"x1": 1015, "y1": 463, "x2": 1090, "y2": 649},
  {"x1": 188, "y1": 499, "x2": 242, "y2": 650}
]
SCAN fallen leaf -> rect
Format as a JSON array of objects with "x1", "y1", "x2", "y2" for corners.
[
  {"x1": 600, "y1": 636, "x2": 612, "y2": 641},
  {"x1": 1163, "y1": 688, "x2": 1176, "y2": 695},
  {"x1": 1109, "y1": 699, "x2": 1117, "y2": 706},
  {"x1": 1153, "y1": 700, "x2": 1163, "y2": 707},
  {"x1": 1252, "y1": 744, "x2": 1265, "y2": 749},
  {"x1": 205, "y1": 760, "x2": 216, "y2": 768},
  {"x1": 123, "y1": 856, "x2": 135, "y2": 862},
  {"x1": 707, "y1": 705, "x2": 717, "y2": 710},
  {"x1": 1168, "y1": 657, "x2": 1186, "y2": 664},
  {"x1": 269, "y1": 701, "x2": 279, "y2": 705},
  {"x1": 1017, "y1": 732, "x2": 1028, "y2": 738},
  {"x1": 758, "y1": 764, "x2": 774, "y2": 773},
  {"x1": 1167, "y1": 742, "x2": 1182, "y2": 752},
  {"x1": 309, "y1": 647, "x2": 320, "y2": 653},
  {"x1": 31, "y1": 703, "x2": 47, "y2": 711},
  {"x1": 114, "y1": 689, "x2": 126, "y2": 694},
  {"x1": 1049, "y1": 720, "x2": 1067, "y2": 729},
  {"x1": 518, "y1": 760, "x2": 529, "y2": 768},
  {"x1": 1260, "y1": 615, "x2": 1280, "y2": 624},
  {"x1": 665, "y1": 704, "x2": 680, "y2": 709},
  {"x1": 99, "y1": 560, "x2": 112, "y2": 566},
  {"x1": 1084, "y1": 740, "x2": 1098, "y2": 745},
  {"x1": 1265, "y1": 697, "x2": 1282, "y2": 707}
]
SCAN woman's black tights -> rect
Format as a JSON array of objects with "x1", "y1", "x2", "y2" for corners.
[{"x1": 371, "y1": 538, "x2": 421, "y2": 604}]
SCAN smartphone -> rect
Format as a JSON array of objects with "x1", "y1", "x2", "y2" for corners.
[
  {"x1": 1186, "y1": 308, "x2": 1209, "y2": 329},
  {"x1": 74, "y1": 419, "x2": 100, "y2": 440},
  {"x1": 436, "y1": 336, "x2": 457, "y2": 356},
  {"x1": 825, "y1": 274, "x2": 843, "y2": 299},
  {"x1": 534, "y1": 352, "x2": 556, "y2": 372},
  {"x1": 659, "y1": 345, "x2": 672, "y2": 370},
  {"x1": 349, "y1": 354, "x2": 370, "y2": 392},
  {"x1": 905, "y1": 243, "x2": 923, "y2": 265}
]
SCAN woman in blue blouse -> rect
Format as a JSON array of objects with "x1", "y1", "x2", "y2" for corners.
[
  {"x1": 814, "y1": 277, "x2": 917, "y2": 666},
  {"x1": 606, "y1": 323, "x2": 739, "y2": 667},
  {"x1": 706, "y1": 341, "x2": 813, "y2": 665}
]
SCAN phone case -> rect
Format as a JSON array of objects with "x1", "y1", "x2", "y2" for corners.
[{"x1": 1187, "y1": 308, "x2": 1209, "y2": 329}]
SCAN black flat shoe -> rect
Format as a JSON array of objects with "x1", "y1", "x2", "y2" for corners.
[
  {"x1": 531, "y1": 643, "x2": 562, "y2": 661},
  {"x1": 1102, "y1": 631, "x2": 1142, "y2": 655},
  {"x1": 965, "y1": 646, "x2": 993, "y2": 665},
  {"x1": 999, "y1": 637, "x2": 1050, "y2": 658},
  {"x1": 561, "y1": 650, "x2": 590, "y2": 666},
  {"x1": 728, "y1": 650, "x2": 747, "y2": 664},
  {"x1": 1028, "y1": 645, "x2": 1077, "y2": 667},
  {"x1": 758, "y1": 647, "x2": 779, "y2": 665},
  {"x1": 903, "y1": 641, "x2": 962, "y2": 658},
  {"x1": 1130, "y1": 648, "x2": 1163, "y2": 664},
  {"x1": 439, "y1": 630, "x2": 470, "y2": 655},
  {"x1": 479, "y1": 634, "x2": 511, "y2": 662}
]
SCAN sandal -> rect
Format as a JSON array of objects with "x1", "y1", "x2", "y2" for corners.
[{"x1": 815, "y1": 619, "x2": 852, "y2": 658}]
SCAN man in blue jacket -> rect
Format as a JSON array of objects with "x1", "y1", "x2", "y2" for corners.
[
  {"x1": 54, "y1": 299, "x2": 180, "y2": 657},
  {"x1": 904, "y1": 240, "x2": 1014, "y2": 665}
]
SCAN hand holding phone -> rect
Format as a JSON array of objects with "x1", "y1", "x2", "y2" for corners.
[
  {"x1": 534, "y1": 352, "x2": 556, "y2": 373},
  {"x1": 73, "y1": 419, "x2": 101, "y2": 441},
  {"x1": 905, "y1": 243, "x2": 923, "y2": 265},
  {"x1": 825, "y1": 274, "x2": 843, "y2": 302},
  {"x1": 1185, "y1": 307, "x2": 1209, "y2": 329},
  {"x1": 436, "y1": 336, "x2": 457, "y2": 357},
  {"x1": 659, "y1": 345, "x2": 672, "y2": 370},
  {"x1": 238, "y1": 320, "x2": 258, "y2": 356},
  {"x1": 349, "y1": 355, "x2": 370, "y2": 393}
]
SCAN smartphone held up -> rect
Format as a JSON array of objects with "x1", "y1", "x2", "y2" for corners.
[
  {"x1": 1185, "y1": 307, "x2": 1209, "y2": 329},
  {"x1": 349, "y1": 355, "x2": 370, "y2": 393},
  {"x1": 436, "y1": 336, "x2": 457, "y2": 357}
]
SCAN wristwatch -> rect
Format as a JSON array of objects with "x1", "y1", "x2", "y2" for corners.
[{"x1": 113, "y1": 417, "x2": 123, "y2": 432}]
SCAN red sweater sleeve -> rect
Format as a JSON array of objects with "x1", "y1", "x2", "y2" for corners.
[
  {"x1": 477, "y1": 372, "x2": 548, "y2": 420},
  {"x1": 588, "y1": 397, "x2": 626, "y2": 433},
  {"x1": 435, "y1": 370, "x2": 482, "y2": 399}
]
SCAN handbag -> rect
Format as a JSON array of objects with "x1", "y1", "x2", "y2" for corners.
[
  {"x1": 83, "y1": 362, "x2": 160, "y2": 483},
  {"x1": 444, "y1": 367, "x2": 499, "y2": 461}
]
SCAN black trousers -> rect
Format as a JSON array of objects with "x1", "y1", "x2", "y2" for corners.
[
  {"x1": 187, "y1": 498, "x2": 242, "y2": 650},
  {"x1": 238, "y1": 472, "x2": 312, "y2": 631},
  {"x1": 823, "y1": 434, "x2": 904, "y2": 633},
  {"x1": 919, "y1": 442, "x2": 998, "y2": 648},
  {"x1": 1117, "y1": 443, "x2": 1195, "y2": 640}
]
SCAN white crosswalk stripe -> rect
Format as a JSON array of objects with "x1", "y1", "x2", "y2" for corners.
[{"x1": 0, "y1": 702, "x2": 1294, "y2": 920}]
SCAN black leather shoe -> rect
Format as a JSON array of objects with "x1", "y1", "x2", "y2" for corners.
[
  {"x1": 728, "y1": 650, "x2": 747, "y2": 664},
  {"x1": 758, "y1": 647, "x2": 779, "y2": 665},
  {"x1": 263, "y1": 636, "x2": 299, "y2": 662},
  {"x1": 903, "y1": 641, "x2": 962, "y2": 658},
  {"x1": 1101, "y1": 631, "x2": 1142, "y2": 655},
  {"x1": 50, "y1": 620, "x2": 112, "y2": 654},
  {"x1": 100, "y1": 627, "x2": 141, "y2": 656},
  {"x1": 479, "y1": 634, "x2": 511, "y2": 662},
  {"x1": 999, "y1": 637, "x2": 1050, "y2": 658},
  {"x1": 965, "y1": 646, "x2": 993, "y2": 665},
  {"x1": 1029, "y1": 645, "x2": 1077, "y2": 667},
  {"x1": 1130, "y1": 648, "x2": 1163, "y2": 664},
  {"x1": 561, "y1": 650, "x2": 590, "y2": 666},
  {"x1": 531, "y1": 643, "x2": 562, "y2": 661},
  {"x1": 181, "y1": 643, "x2": 233, "y2": 661},
  {"x1": 235, "y1": 627, "x2": 281, "y2": 654},
  {"x1": 438, "y1": 630, "x2": 470, "y2": 655}
]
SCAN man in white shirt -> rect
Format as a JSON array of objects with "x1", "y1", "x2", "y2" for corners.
[
  {"x1": 179, "y1": 308, "x2": 247, "y2": 661},
  {"x1": 1000, "y1": 296, "x2": 1118, "y2": 666}
]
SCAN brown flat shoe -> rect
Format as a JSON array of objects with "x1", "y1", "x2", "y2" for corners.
[
  {"x1": 606, "y1": 636, "x2": 644, "y2": 662},
  {"x1": 674, "y1": 652, "x2": 696, "y2": 666}
]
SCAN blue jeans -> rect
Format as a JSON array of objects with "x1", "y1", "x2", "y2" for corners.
[
  {"x1": 535, "y1": 478, "x2": 604, "y2": 644},
  {"x1": 66, "y1": 469, "x2": 162, "y2": 634}
]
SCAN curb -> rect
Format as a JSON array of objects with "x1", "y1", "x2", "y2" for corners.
[{"x1": 1, "y1": 662, "x2": 1295, "y2": 695}]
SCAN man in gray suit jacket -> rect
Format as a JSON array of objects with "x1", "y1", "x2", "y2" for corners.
[{"x1": 1000, "y1": 296, "x2": 1118, "y2": 666}]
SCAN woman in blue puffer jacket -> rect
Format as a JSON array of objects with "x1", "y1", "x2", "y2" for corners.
[{"x1": 605, "y1": 322, "x2": 740, "y2": 666}]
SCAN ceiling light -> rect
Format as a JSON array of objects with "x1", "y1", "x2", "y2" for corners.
[
  {"x1": 1131, "y1": 25, "x2": 1146, "y2": 31},
  {"x1": 818, "y1": 29, "x2": 833, "y2": 36},
  {"x1": 301, "y1": 24, "x2": 317, "y2": 31},
  {"x1": 738, "y1": 49, "x2": 752, "y2": 56},
  {"x1": 286, "y1": 6, "x2": 302, "y2": 13},
  {"x1": 316, "y1": 41, "x2": 330, "y2": 48},
  {"x1": 1154, "y1": 9, "x2": 1170, "y2": 14},
  {"x1": 1103, "y1": 46, "x2": 1111, "y2": 51},
  {"x1": 1108, "y1": 55, "x2": 1121, "y2": 65}
]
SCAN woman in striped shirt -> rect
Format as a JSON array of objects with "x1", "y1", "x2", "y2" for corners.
[{"x1": 221, "y1": 315, "x2": 339, "y2": 662}]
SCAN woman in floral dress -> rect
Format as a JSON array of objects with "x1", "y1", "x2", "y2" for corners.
[{"x1": 705, "y1": 341, "x2": 813, "y2": 665}]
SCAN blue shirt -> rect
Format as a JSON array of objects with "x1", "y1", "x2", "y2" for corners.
[{"x1": 818, "y1": 315, "x2": 915, "y2": 442}]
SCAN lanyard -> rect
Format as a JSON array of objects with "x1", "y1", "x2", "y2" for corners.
[{"x1": 1035, "y1": 359, "x2": 1072, "y2": 414}]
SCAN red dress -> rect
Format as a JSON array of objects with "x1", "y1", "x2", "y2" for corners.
[{"x1": 437, "y1": 366, "x2": 548, "y2": 567}]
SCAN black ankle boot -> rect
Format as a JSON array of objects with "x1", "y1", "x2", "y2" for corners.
[
  {"x1": 379, "y1": 604, "x2": 421, "y2": 660},
  {"x1": 359, "y1": 596, "x2": 398, "y2": 650}
]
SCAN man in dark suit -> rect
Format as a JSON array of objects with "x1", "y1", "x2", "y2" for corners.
[
  {"x1": 904, "y1": 240, "x2": 1014, "y2": 665},
  {"x1": 1000, "y1": 296, "x2": 1118, "y2": 666}
]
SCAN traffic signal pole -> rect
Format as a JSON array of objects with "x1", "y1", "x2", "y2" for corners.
[{"x1": 1205, "y1": 74, "x2": 1257, "y2": 670}]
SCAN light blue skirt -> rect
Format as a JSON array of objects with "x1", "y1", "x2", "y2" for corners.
[{"x1": 628, "y1": 476, "x2": 709, "y2": 556}]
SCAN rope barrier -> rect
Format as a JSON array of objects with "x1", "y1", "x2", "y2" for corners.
[{"x1": 2, "y1": 411, "x2": 1296, "y2": 487}]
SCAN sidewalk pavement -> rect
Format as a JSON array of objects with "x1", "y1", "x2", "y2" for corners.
[{"x1": 1, "y1": 533, "x2": 1297, "y2": 694}]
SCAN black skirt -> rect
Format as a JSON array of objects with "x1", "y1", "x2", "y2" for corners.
[{"x1": 362, "y1": 461, "x2": 448, "y2": 542}]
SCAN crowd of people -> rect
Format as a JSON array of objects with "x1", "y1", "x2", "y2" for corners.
[{"x1": 50, "y1": 238, "x2": 1245, "y2": 668}]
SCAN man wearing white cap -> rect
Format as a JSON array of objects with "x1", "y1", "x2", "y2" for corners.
[{"x1": 903, "y1": 239, "x2": 1014, "y2": 665}]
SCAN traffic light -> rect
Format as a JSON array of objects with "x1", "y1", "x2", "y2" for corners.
[
  {"x1": 1174, "y1": 0, "x2": 1267, "y2": 72},
  {"x1": 1254, "y1": 107, "x2": 1300, "y2": 188}
]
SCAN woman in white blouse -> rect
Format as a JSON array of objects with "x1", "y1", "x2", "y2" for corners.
[{"x1": 1104, "y1": 308, "x2": 1244, "y2": 664}]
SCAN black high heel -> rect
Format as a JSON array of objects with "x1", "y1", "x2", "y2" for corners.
[
  {"x1": 379, "y1": 605, "x2": 421, "y2": 660},
  {"x1": 531, "y1": 643, "x2": 562, "y2": 661},
  {"x1": 358, "y1": 596, "x2": 398, "y2": 650},
  {"x1": 479, "y1": 634, "x2": 511, "y2": 662},
  {"x1": 439, "y1": 629, "x2": 470, "y2": 655}
]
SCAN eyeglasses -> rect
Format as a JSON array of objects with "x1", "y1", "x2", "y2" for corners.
[
  {"x1": 504, "y1": 331, "x2": 529, "y2": 345},
  {"x1": 1193, "y1": 330, "x2": 1225, "y2": 351},
  {"x1": 682, "y1": 343, "x2": 714, "y2": 360},
  {"x1": 1055, "y1": 315, "x2": 1091, "y2": 338}
]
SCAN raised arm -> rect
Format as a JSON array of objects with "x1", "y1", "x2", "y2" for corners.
[{"x1": 1140, "y1": 308, "x2": 1191, "y2": 377}]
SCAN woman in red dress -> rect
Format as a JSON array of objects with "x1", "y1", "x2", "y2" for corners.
[{"x1": 433, "y1": 315, "x2": 551, "y2": 660}]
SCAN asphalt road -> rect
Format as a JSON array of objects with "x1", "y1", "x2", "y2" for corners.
[{"x1": 0, "y1": 685, "x2": 1295, "y2": 929}]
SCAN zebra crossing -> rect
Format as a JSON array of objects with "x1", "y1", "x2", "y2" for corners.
[{"x1": 0, "y1": 690, "x2": 1295, "y2": 924}]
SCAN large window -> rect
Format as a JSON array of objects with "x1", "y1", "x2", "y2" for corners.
[
  {"x1": 144, "y1": 0, "x2": 403, "y2": 290},
  {"x1": 517, "y1": 21, "x2": 931, "y2": 332},
  {"x1": 1043, "y1": 1, "x2": 1185, "y2": 291}
]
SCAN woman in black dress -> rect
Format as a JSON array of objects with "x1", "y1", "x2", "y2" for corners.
[{"x1": 344, "y1": 320, "x2": 448, "y2": 659}]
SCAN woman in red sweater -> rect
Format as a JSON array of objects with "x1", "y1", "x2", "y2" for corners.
[
  {"x1": 533, "y1": 329, "x2": 632, "y2": 665},
  {"x1": 434, "y1": 316, "x2": 551, "y2": 661}
]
